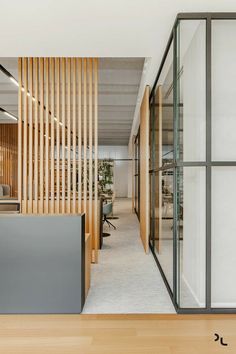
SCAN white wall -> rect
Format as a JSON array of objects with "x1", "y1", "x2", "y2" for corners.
[{"x1": 98, "y1": 145, "x2": 131, "y2": 198}]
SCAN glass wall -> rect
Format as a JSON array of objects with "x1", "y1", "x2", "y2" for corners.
[
  {"x1": 211, "y1": 20, "x2": 236, "y2": 308},
  {"x1": 149, "y1": 13, "x2": 236, "y2": 313}
]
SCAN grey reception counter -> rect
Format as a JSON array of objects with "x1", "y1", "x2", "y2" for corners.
[{"x1": 0, "y1": 214, "x2": 85, "y2": 313}]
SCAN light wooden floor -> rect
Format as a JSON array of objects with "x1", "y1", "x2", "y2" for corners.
[{"x1": 0, "y1": 314, "x2": 235, "y2": 353}]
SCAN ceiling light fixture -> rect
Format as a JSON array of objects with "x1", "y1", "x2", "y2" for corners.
[
  {"x1": 3, "y1": 111, "x2": 18, "y2": 121},
  {"x1": 1, "y1": 64, "x2": 64, "y2": 128},
  {"x1": 10, "y1": 76, "x2": 19, "y2": 87}
]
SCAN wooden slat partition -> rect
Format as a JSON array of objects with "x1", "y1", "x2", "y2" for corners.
[
  {"x1": 45, "y1": 58, "x2": 49, "y2": 214},
  {"x1": 18, "y1": 58, "x2": 22, "y2": 205},
  {"x1": 78, "y1": 58, "x2": 82, "y2": 213},
  {"x1": 39, "y1": 58, "x2": 44, "y2": 213},
  {"x1": 28, "y1": 58, "x2": 33, "y2": 213},
  {"x1": 23, "y1": 58, "x2": 28, "y2": 213},
  {"x1": 61, "y1": 58, "x2": 66, "y2": 214},
  {"x1": 33, "y1": 58, "x2": 39, "y2": 213},
  {"x1": 56, "y1": 58, "x2": 60, "y2": 214},
  {"x1": 67, "y1": 58, "x2": 71, "y2": 214},
  {"x1": 72, "y1": 58, "x2": 76, "y2": 213},
  {"x1": 88, "y1": 59, "x2": 93, "y2": 237},
  {"x1": 19, "y1": 57, "x2": 99, "y2": 262},
  {"x1": 50, "y1": 58, "x2": 55, "y2": 214},
  {"x1": 140, "y1": 86, "x2": 150, "y2": 253},
  {"x1": 83, "y1": 59, "x2": 87, "y2": 215}
]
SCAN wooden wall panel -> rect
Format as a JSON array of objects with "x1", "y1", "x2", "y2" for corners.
[
  {"x1": 18, "y1": 58, "x2": 22, "y2": 204},
  {"x1": 23, "y1": 58, "x2": 28, "y2": 213},
  {"x1": 140, "y1": 86, "x2": 150, "y2": 253},
  {"x1": 0, "y1": 124, "x2": 18, "y2": 198},
  {"x1": 33, "y1": 58, "x2": 39, "y2": 213},
  {"x1": 93, "y1": 58, "x2": 98, "y2": 263},
  {"x1": 50, "y1": 58, "x2": 55, "y2": 214},
  {"x1": 78, "y1": 59, "x2": 82, "y2": 213},
  {"x1": 19, "y1": 57, "x2": 99, "y2": 262}
]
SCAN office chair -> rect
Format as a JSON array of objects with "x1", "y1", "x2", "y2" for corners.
[{"x1": 103, "y1": 202, "x2": 116, "y2": 230}]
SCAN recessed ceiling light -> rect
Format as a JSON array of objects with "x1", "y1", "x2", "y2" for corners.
[
  {"x1": 10, "y1": 77, "x2": 19, "y2": 87},
  {"x1": 4, "y1": 111, "x2": 18, "y2": 121}
]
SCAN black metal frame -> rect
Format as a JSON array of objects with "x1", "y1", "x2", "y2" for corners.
[{"x1": 149, "y1": 12, "x2": 236, "y2": 314}]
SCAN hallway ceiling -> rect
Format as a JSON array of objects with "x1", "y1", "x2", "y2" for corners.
[{"x1": 98, "y1": 58, "x2": 144, "y2": 145}]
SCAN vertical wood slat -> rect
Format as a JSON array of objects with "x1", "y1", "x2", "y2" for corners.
[
  {"x1": 72, "y1": 58, "x2": 76, "y2": 214},
  {"x1": 56, "y1": 58, "x2": 60, "y2": 214},
  {"x1": 45, "y1": 58, "x2": 49, "y2": 214},
  {"x1": 67, "y1": 58, "x2": 71, "y2": 213},
  {"x1": 93, "y1": 58, "x2": 98, "y2": 263},
  {"x1": 50, "y1": 58, "x2": 55, "y2": 214},
  {"x1": 61, "y1": 58, "x2": 66, "y2": 214},
  {"x1": 28, "y1": 58, "x2": 33, "y2": 213},
  {"x1": 18, "y1": 57, "x2": 99, "y2": 262},
  {"x1": 88, "y1": 59, "x2": 93, "y2": 236},
  {"x1": 78, "y1": 58, "x2": 82, "y2": 213},
  {"x1": 83, "y1": 59, "x2": 87, "y2": 214},
  {"x1": 18, "y1": 58, "x2": 22, "y2": 206},
  {"x1": 39, "y1": 58, "x2": 44, "y2": 214},
  {"x1": 34, "y1": 58, "x2": 39, "y2": 213},
  {"x1": 23, "y1": 58, "x2": 28, "y2": 214}
]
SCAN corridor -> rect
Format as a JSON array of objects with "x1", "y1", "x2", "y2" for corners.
[{"x1": 83, "y1": 199, "x2": 175, "y2": 313}]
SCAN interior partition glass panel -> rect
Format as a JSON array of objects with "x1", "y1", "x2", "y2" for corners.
[
  {"x1": 160, "y1": 43, "x2": 174, "y2": 167},
  {"x1": 150, "y1": 14, "x2": 236, "y2": 313},
  {"x1": 150, "y1": 41, "x2": 174, "y2": 293},
  {"x1": 158, "y1": 168, "x2": 174, "y2": 291},
  {"x1": 176, "y1": 167, "x2": 206, "y2": 308},
  {"x1": 212, "y1": 20, "x2": 236, "y2": 161},
  {"x1": 177, "y1": 20, "x2": 206, "y2": 162},
  {"x1": 212, "y1": 167, "x2": 236, "y2": 308},
  {"x1": 211, "y1": 20, "x2": 236, "y2": 309}
]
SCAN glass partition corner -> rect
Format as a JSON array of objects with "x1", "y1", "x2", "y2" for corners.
[{"x1": 149, "y1": 13, "x2": 236, "y2": 314}]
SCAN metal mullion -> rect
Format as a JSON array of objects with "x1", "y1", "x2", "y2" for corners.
[
  {"x1": 177, "y1": 12, "x2": 236, "y2": 21},
  {"x1": 177, "y1": 161, "x2": 208, "y2": 167},
  {"x1": 173, "y1": 20, "x2": 179, "y2": 306},
  {"x1": 150, "y1": 30, "x2": 174, "y2": 100},
  {"x1": 150, "y1": 163, "x2": 176, "y2": 173},
  {"x1": 210, "y1": 12, "x2": 236, "y2": 20},
  {"x1": 206, "y1": 15, "x2": 212, "y2": 310},
  {"x1": 149, "y1": 242, "x2": 177, "y2": 310},
  {"x1": 211, "y1": 161, "x2": 236, "y2": 166}
]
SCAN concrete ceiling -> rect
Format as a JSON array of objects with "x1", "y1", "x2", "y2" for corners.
[
  {"x1": 98, "y1": 58, "x2": 144, "y2": 145},
  {"x1": 0, "y1": 57, "x2": 144, "y2": 145}
]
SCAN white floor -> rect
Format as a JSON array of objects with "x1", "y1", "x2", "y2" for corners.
[{"x1": 82, "y1": 198, "x2": 175, "y2": 314}]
